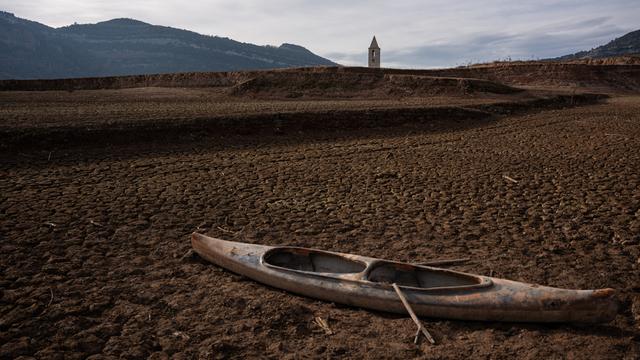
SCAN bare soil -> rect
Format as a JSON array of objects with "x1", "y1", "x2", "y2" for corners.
[
  {"x1": 0, "y1": 86, "x2": 530, "y2": 130},
  {"x1": 228, "y1": 72, "x2": 520, "y2": 99},
  {"x1": 2, "y1": 63, "x2": 639, "y2": 93},
  {"x1": 1, "y1": 71, "x2": 639, "y2": 359}
]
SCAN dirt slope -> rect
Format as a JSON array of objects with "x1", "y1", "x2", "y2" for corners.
[
  {"x1": 426, "y1": 63, "x2": 640, "y2": 91},
  {"x1": 565, "y1": 55, "x2": 640, "y2": 65},
  {"x1": 229, "y1": 72, "x2": 519, "y2": 99},
  {"x1": 2, "y1": 63, "x2": 639, "y2": 93}
]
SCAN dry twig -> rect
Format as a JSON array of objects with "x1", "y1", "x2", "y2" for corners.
[
  {"x1": 173, "y1": 331, "x2": 190, "y2": 340},
  {"x1": 47, "y1": 288, "x2": 54, "y2": 307},
  {"x1": 217, "y1": 226, "x2": 243, "y2": 235},
  {"x1": 414, "y1": 328, "x2": 422, "y2": 344},
  {"x1": 503, "y1": 175, "x2": 519, "y2": 184},
  {"x1": 314, "y1": 317, "x2": 333, "y2": 335},
  {"x1": 89, "y1": 220, "x2": 104, "y2": 227},
  {"x1": 392, "y1": 283, "x2": 436, "y2": 345}
]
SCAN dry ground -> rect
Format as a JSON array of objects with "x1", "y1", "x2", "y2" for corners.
[
  {"x1": 0, "y1": 87, "x2": 534, "y2": 130},
  {"x1": 1, "y1": 94, "x2": 640, "y2": 359}
]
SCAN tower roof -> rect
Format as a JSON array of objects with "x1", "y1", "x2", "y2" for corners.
[{"x1": 369, "y1": 36, "x2": 379, "y2": 49}]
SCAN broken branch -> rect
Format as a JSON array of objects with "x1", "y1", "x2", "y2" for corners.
[
  {"x1": 413, "y1": 327, "x2": 423, "y2": 344},
  {"x1": 217, "y1": 226, "x2": 239, "y2": 234},
  {"x1": 314, "y1": 317, "x2": 333, "y2": 335},
  {"x1": 47, "y1": 288, "x2": 53, "y2": 307},
  {"x1": 89, "y1": 220, "x2": 104, "y2": 227},
  {"x1": 392, "y1": 283, "x2": 436, "y2": 345}
]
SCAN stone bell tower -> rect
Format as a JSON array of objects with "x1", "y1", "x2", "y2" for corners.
[{"x1": 368, "y1": 36, "x2": 380, "y2": 68}]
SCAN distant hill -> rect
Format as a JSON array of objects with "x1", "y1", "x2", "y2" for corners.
[
  {"x1": 556, "y1": 29, "x2": 640, "y2": 60},
  {"x1": 0, "y1": 11, "x2": 337, "y2": 79}
]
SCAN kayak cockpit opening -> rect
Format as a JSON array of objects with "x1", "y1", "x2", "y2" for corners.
[
  {"x1": 367, "y1": 262, "x2": 486, "y2": 289},
  {"x1": 263, "y1": 248, "x2": 367, "y2": 274}
]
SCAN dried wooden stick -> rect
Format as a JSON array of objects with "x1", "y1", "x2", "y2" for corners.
[
  {"x1": 503, "y1": 175, "x2": 519, "y2": 184},
  {"x1": 217, "y1": 226, "x2": 237, "y2": 234},
  {"x1": 415, "y1": 258, "x2": 470, "y2": 267},
  {"x1": 47, "y1": 288, "x2": 54, "y2": 307},
  {"x1": 392, "y1": 283, "x2": 436, "y2": 345},
  {"x1": 314, "y1": 317, "x2": 333, "y2": 335},
  {"x1": 414, "y1": 328, "x2": 422, "y2": 345},
  {"x1": 89, "y1": 220, "x2": 104, "y2": 227}
]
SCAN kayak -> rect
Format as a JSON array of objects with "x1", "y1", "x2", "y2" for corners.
[{"x1": 191, "y1": 233, "x2": 618, "y2": 323}]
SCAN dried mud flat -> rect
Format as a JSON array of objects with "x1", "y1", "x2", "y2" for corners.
[
  {"x1": 1, "y1": 89, "x2": 640, "y2": 359},
  {"x1": 0, "y1": 87, "x2": 520, "y2": 130}
]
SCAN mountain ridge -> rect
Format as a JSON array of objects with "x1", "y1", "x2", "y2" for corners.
[
  {"x1": 556, "y1": 29, "x2": 640, "y2": 60},
  {"x1": 0, "y1": 12, "x2": 337, "y2": 79}
]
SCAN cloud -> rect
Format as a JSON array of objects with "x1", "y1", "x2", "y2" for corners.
[
  {"x1": 330, "y1": 15, "x2": 634, "y2": 68},
  {"x1": 1, "y1": 0, "x2": 638, "y2": 68}
]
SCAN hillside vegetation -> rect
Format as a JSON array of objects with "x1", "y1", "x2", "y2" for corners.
[
  {"x1": 0, "y1": 12, "x2": 336, "y2": 79},
  {"x1": 556, "y1": 29, "x2": 640, "y2": 60}
]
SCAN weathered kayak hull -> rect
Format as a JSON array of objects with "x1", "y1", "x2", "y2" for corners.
[{"x1": 191, "y1": 233, "x2": 618, "y2": 323}]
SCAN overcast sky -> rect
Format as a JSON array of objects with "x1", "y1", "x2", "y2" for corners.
[{"x1": 2, "y1": 0, "x2": 638, "y2": 68}]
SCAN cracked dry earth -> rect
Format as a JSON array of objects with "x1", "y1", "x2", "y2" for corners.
[{"x1": 1, "y1": 96, "x2": 640, "y2": 359}]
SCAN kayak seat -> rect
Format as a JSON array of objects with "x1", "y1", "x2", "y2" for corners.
[
  {"x1": 264, "y1": 248, "x2": 367, "y2": 274},
  {"x1": 367, "y1": 262, "x2": 481, "y2": 289}
]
